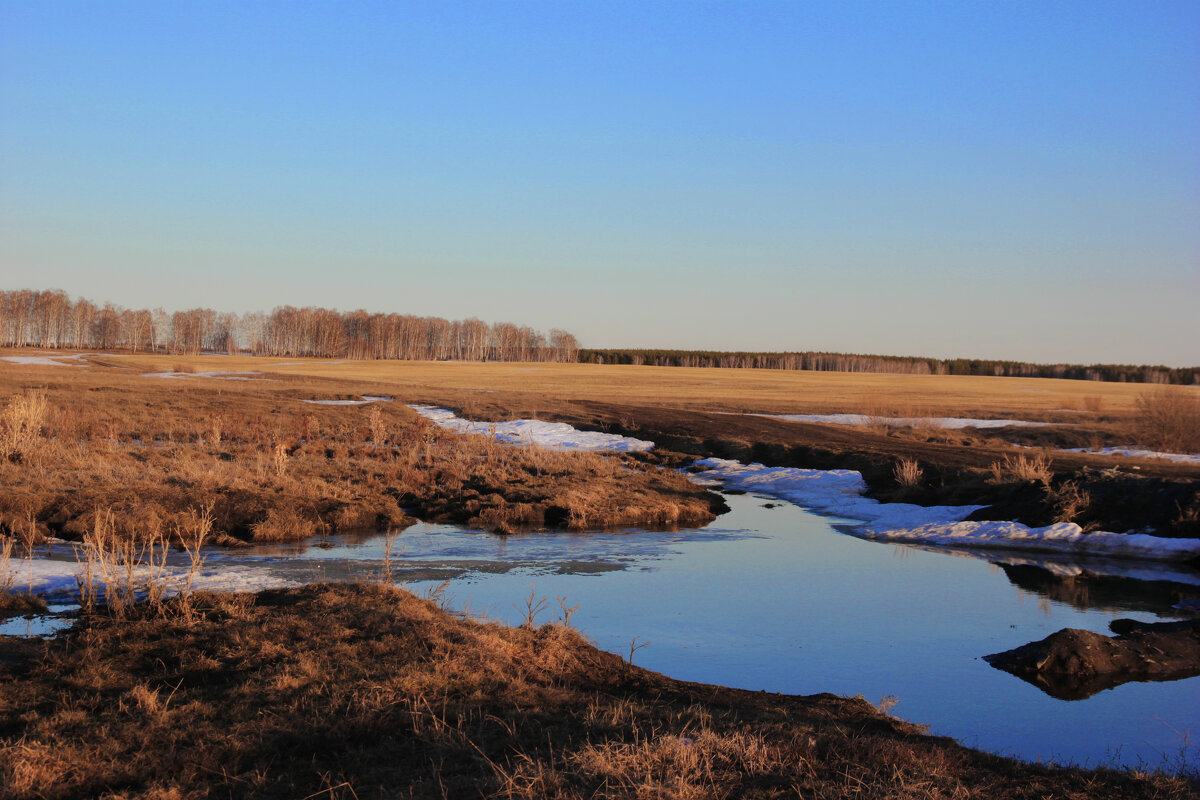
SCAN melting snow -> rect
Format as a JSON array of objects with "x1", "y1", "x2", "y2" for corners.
[
  {"x1": 409, "y1": 406, "x2": 654, "y2": 452},
  {"x1": 691, "y1": 458, "x2": 983, "y2": 529},
  {"x1": 303, "y1": 396, "x2": 393, "y2": 406},
  {"x1": 1061, "y1": 446, "x2": 1200, "y2": 466},
  {"x1": 143, "y1": 370, "x2": 262, "y2": 380},
  {"x1": 854, "y1": 521, "x2": 1200, "y2": 562},
  {"x1": 692, "y1": 458, "x2": 1200, "y2": 563},
  {"x1": 756, "y1": 413, "x2": 1057, "y2": 429},
  {"x1": 1, "y1": 355, "x2": 84, "y2": 366},
  {"x1": 5, "y1": 556, "x2": 299, "y2": 599}
]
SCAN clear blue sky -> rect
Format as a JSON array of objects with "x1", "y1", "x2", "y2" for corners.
[{"x1": 2, "y1": 1, "x2": 1197, "y2": 365}]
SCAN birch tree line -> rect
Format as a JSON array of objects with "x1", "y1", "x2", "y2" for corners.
[{"x1": 0, "y1": 289, "x2": 580, "y2": 362}]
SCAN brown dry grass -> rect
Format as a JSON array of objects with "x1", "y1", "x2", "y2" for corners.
[
  {"x1": 1, "y1": 583, "x2": 1193, "y2": 800},
  {"x1": 893, "y1": 457, "x2": 923, "y2": 489},
  {"x1": 0, "y1": 361, "x2": 720, "y2": 546},
  {"x1": 53, "y1": 350, "x2": 1193, "y2": 466},
  {"x1": 1135, "y1": 388, "x2": 1200, "y2": 454},
  {"x1": 987, "y1": 453, "x2": 1055, "y2": 485},
  {"x1": 23, "y1": 349, "x2": 1161, "y2": 420},
  {"x1": 2, "y1": 350, "x2": 1196, "y2": 540}
]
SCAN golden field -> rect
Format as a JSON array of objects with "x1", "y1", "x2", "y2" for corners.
[{"x1": 21, "y1": 350, "x2": 1189, "y2": 420}]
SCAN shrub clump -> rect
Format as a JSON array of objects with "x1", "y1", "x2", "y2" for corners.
[{"x1": 1134, "y1": 388, "x2": 1200, "y2": 454}]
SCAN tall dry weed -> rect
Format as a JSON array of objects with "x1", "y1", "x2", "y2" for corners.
[
  {"x1": 251, "y1": 507, "x2": 323, "y2": 542},
  {"x1": 892, "y1": 458, "x2": 922, "y2": 489},
  {"x1": 0, "y1": 536, "x2": 16, "y2": 594},
  {"x1": 272, "y1": 442, "x2": 289, "y2": 476},
  {"x1": 367, "y1": 405, "x2": 386, "y2": 445},
  {"x1": 206, "y1": 414, "x2": 224, "y2": 446},
  {"x1": 1134, "y1": 387, "x2": 1200, "y2": 454},
  {"x1": 1, "y1": 389, "x2": 49, "y2": 461},
  {"x1": 74, "y1": 508, "x2": 170, "y2": 618},
  {"x1": 987, "y1": 453, "x2": 1052, "y2": 485},
  {"x1": 175, "y1": 503, "x2": 213, "y2": 616},
  {"x1": 1046, "y1": 480, "x2": 1091, "y2": 523}
]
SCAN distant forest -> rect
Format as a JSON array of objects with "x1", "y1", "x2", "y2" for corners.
[
  {"x1": 579, "y1": 349, "x2": 1200, "y2": 386},
  {"x1": 2, "y1": 289, "x2": 1195, "y2": 384},
  {"x1": 0, "y1": 289, "x2": 579, "y2": 362}
]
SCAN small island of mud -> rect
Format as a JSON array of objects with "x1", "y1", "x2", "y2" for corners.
[{"x1": 985, "y1": 618, "x2": 1200, "y2": 700}]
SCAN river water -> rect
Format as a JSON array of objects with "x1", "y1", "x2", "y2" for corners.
[
  {"x1": 10, "y1": 490, "x2": 1199, "y2": 769},
  {"x1": 177, "y1": 491, "x2": 1198, "y2": 770}
]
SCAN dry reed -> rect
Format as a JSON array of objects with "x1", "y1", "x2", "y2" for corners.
[
  {"x1": 893, "y1": 458, "x2": 923, "y2": 489},
  {"x1": 988, "y1": 453, "x2": 1053, "y2": 485}
]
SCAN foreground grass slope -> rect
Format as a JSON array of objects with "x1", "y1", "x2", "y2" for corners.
[{"x1": 2, "y1": 583, "x2": 1196, "y2": 800}]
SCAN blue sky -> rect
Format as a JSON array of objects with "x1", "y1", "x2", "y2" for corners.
[{"x1": 2, "y1": 1, "x2": 1197, "y2": 365}]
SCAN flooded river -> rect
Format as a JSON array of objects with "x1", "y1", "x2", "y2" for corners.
[{"x1": 17, "y1": 490, "x2": 1194, "y2": 769}]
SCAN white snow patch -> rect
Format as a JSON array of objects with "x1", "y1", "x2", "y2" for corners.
[
  {"x1": 1061, "y1": 446, "x2": 1200, "y2": 466},
  {"x1": 757, "y1": 413, "x2": 1058, "y2": 429},
  {"x1": 1, "y1": 355, "x2": 83, "y2": 367},
  {"x1": 303, "y1": 396, "x2": 393, "y2": 406},
  {"x1": 5, "y1": 557, "x2": 299, "y2": 598},
  {"x1": 0, "y1": 352, "x2": 111, "y2": 367},
  {"x1": 143, "y1": 370, "x2": 262, "y2": 380},
  {"x1": 692, "y1": 458, "x2": 983, "y2": 529},
  {"x1": 409, "y1": 405, "x2": 654, "y2": 452},
  {"x1": 692, "y1": 458, "x2": 1200, "y2": 563},
  {"x1": 856, "y1": 521, "x2": 1200, "y2": 562}
]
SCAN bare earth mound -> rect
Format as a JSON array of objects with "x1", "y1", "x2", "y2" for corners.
[{"x1": 984, "y1": 619, "x2": 1200, "y2": 700}]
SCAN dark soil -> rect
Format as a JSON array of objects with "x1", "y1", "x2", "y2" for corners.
[{"x1": 984, "y1": 619, "x2": 1200, "y2": 701}]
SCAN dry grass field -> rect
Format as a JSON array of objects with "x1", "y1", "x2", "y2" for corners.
[
  {"x1": 3, "y1": 349, "x2": 1198, "y2": 539},
  {"x1": 2, "y1": 582, "x2": 1196, "y2": 800},
  {"x1": 54, "y1": 350, "x2": 1179, "y2": 419},
  {"x1": 0, "y1": 353, "x2": 721, "y2": 549}
]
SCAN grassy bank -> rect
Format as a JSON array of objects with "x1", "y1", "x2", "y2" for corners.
[
  {"x1": 2, "y1": 583, "x2": 1196, "y2": 799},
  {"x1": 2, "y1": 351, "x2": 1198, "y2": 542},
  {"x1": 0, "y1": 366, "x2": 721, "y2": 546}
]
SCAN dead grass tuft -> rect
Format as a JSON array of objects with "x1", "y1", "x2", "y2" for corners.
[
  {"x1": 1045, "y1": 480, "x2": 1092, "y2": 524},
  {"x1": 251, "y1": 507, "x2": 325, "y2": 542},
  {"x1": 1134, "y1": 387, "x2": 1200, "y2": 454},
  {"x1": 987, "y1": 453, "x2": 1053, "y2": 485},
  {"x1": 0, "y1": 389, "x2": 48, "y2": 462},
  {"x1": 893, "y1": 457, "x2": 923, "y2": 489}
]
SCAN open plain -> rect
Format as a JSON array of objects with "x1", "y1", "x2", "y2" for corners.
[
  {"x1": 16, "y1": 350, "x2": 1194, "y2": 535},
  {"x1": 2, "y1": 351, "x2": 1199, "y2": 799}
]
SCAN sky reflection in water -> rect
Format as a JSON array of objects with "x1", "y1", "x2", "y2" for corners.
[{"x1": 44, "y1": 494, "x2": 1200, "y2": 769}]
